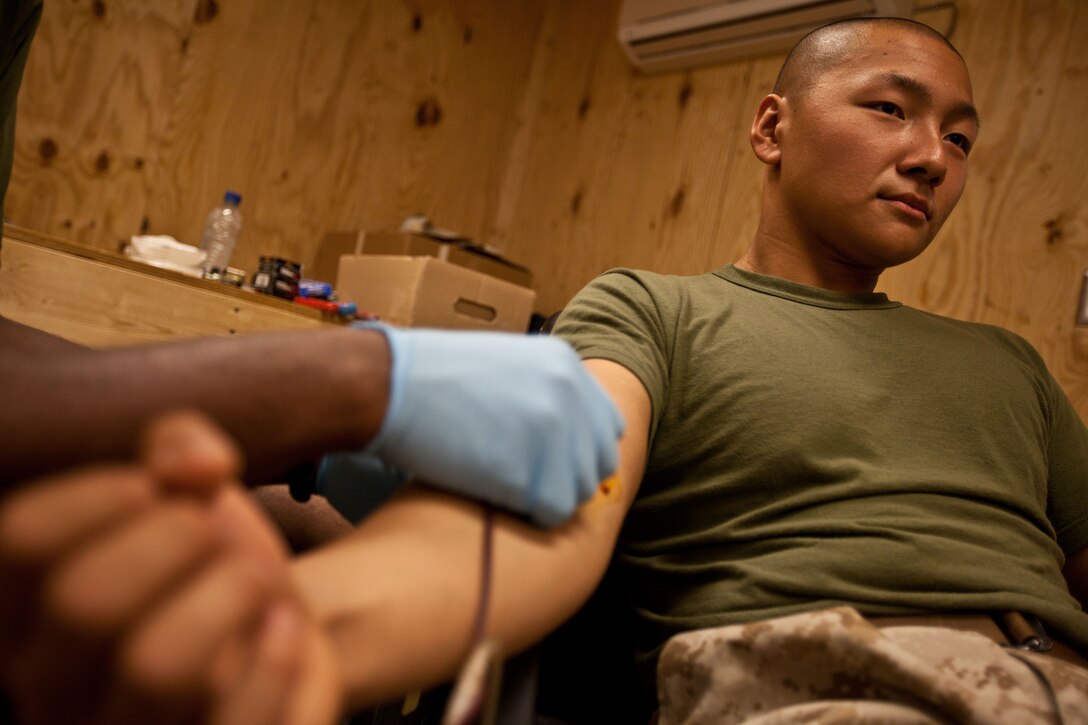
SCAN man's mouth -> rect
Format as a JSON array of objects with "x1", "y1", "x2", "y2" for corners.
[{"x1": 881, "y1": 193, "x2": 931, "y2": 221}]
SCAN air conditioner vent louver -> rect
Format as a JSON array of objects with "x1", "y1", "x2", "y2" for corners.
[{"x1": 618, "y1": 0, "x2": 915, "y2": 73}]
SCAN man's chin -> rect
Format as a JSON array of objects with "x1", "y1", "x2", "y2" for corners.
[{"x1": 849, "y1": 232, "x2": 936, "y2": 270}]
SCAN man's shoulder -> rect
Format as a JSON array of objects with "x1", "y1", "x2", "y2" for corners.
[
  {"x1": 556, "y1": 267, "x2": 723, "y2": 354},
  {"x1": 568, "y1": 266, "x2": 725, "y2": 310},
  {"x1": 905, "y1": 306, "x2": 1046, "y2": 366}
]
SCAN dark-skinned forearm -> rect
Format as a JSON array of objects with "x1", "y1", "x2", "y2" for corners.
[
  {"x1": 0, "y1": 315, "x2": 86, "y2": 354},
  {"x1": 0, "y1": 327, "x2": 390, "y2": 487}
]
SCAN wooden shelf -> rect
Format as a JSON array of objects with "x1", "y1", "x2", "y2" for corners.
[{"x1": 0, "y1": 224, "x2": 333, "y2": 348}]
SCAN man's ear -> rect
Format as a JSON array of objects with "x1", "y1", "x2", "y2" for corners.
[{"x1": 750, "y1": 94, "x2": 785, "y2": 165}]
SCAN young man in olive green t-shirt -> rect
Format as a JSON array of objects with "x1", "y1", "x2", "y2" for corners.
[
  {"x1": 553, "y1": 15, "x2": 1088, "y2": 721},
  {"x1": 2, "y1": 12, "x2": 1086, "y2": 725}
]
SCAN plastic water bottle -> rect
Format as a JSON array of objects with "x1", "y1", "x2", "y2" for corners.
[{"x1": 200, "y1": 191, "x2": 243, "y2": 275}]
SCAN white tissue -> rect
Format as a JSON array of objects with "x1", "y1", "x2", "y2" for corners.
[{"x1": 125, "y1": 235, "x2": 206, "y2": 277}]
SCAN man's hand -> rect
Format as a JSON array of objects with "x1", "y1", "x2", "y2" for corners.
[
  {"x1": 359, "y1": 326, "x2": 625, "y2": 526},
  {"x1": 0, "y1": 412, "x2": 340, "y2": 725}
]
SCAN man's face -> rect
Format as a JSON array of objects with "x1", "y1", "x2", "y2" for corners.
[{"x1": 773, "y1": 27, "x2": 979, "y2": 272}]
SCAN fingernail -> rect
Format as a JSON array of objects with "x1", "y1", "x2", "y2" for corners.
[
  {"x1": 149, "y1": 429, "x2": 186, "y2": 475},
  {"x1": 145, "y1": 414, "x2": 241, "y2": 494}
]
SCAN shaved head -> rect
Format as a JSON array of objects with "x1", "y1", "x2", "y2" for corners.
[
  {"x1": 748, "y1": 14, "x2": 977, "y2": 282},
  {"x1": 772, "y1": 18, "x2": 963, "y2": 99}
]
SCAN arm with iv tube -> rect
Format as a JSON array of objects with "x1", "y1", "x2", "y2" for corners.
[{"x1": 293, "y1": 358, "x2": 648, "y2": 709}]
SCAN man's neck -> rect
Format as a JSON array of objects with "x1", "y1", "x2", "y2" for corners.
[{"x1": 736, "y1": 232, "x2": 883, "y2": 294}]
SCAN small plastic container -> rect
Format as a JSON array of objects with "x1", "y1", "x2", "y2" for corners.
[{"x1": 200, "y1": 191, "x2": 243, "y2": 275}]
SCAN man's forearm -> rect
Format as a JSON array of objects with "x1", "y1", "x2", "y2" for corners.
[
  {"x1": 0, "y1": 326, "x2": 391, "y2": 486},
  {"x1": 291, "y1": 484, "x2": 631, "y2": 711},
  {"x1": 291, "y1": 359, "x2": 649, "y2": 710}
]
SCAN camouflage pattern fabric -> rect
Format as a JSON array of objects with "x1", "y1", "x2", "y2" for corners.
[{"x1": 657, "y1": 606, "x2": 1088, "y2": 724}]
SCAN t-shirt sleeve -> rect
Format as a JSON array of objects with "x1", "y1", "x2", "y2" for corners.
[
  {"x1": 552, "y1": 269, "x2": 672, "y2": 442},
  {"x1": 982, "y1": 326, "x2": 1088, "y2": 557},
  {"x1": 1046, "y1": 376, "x2": 1088, "y2": 557}
]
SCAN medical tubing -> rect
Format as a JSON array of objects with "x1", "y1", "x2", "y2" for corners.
[{"x1": 473, "y1": 507, "x2": 495, "y2": 647}]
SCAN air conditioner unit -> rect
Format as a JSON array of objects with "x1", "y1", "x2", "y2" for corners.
[{"x1": 618, "y1": 0, "x2": 915, "y2": 73}]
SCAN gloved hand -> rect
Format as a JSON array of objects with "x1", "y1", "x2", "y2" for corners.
[{"x1": 361, "y1": 324, "x2": 624, "y2": 527}]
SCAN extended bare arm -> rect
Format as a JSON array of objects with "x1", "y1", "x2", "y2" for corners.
[{"x1": 292, "y1": 359, "x2": 651, "y2": 709}]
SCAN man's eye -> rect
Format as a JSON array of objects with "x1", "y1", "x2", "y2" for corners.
[
  {"x1": 947, "y1": 133, "x2": 972, "y2": 154},
  {"x1": 873, "y1": 102, "x2": 903, "y2": 117}
]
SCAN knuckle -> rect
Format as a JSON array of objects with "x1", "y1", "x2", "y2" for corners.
[
  {"x1": 518, "y1": 397, "x2": 558, "y2": 434},
  {"x1": 531, "y1": 407, "x2": 567, "y2": 445},
  {"x1": 542, "y1": 367, "x2": 581, "y2": 405},
  {"x1": 538, "y1": 340, "x2": 578, "y2": 372},
  {"x1": 532, "y1": 504, "x2": 564, "y2": 528}
]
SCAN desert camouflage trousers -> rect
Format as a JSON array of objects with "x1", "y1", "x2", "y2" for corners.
[{"x1": 657, "y1": 606, "x2": 1088, "y2": 724}]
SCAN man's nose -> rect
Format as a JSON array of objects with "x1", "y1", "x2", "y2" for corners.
[{"x1": 900, "y1": 125, "x2": 948, "y2": 188}]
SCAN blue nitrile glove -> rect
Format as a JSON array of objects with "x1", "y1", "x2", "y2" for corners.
[{"x1": 360, "y1": 324, "x2": 625, "y2": 527}]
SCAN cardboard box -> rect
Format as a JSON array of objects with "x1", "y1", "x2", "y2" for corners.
[
  {"x1": 313, "y1": 231, "x2": 532, "y2": 289},
  {"x1": 336, "y1": 254, "x2": 536, "y2": 332}
]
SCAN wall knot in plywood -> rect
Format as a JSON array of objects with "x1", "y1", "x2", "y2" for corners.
[
  {"x1": 194, "y1": 0, "x2": 218, "y2": 25},
  {"x1": 578, "y1": 95, "x2": 591, "y2": 119},
  {"x1": 669, "y1": 186, "x2": 686, "y2": 218},
  {"x1": 679, "y1": 77, "x2": 694, "y2": 110},
  {"x1": 416, "y1": 98, "x2": 443, "y2": 127},
  {"x1": 1044, "y1": 214, "x2": 1066, "y2": 245},
  {"x1": 570, "y1": 187, "x2": 584, "y2": 216},
  {"x1": 91, "y1": 0, "x2": 106, "y2": 19},
  {"x1": 38, "y1": 138, "x2": 58, "y2": 165},
  {"x1": 94, "y1": 150, "x2": 111, "y2": 174}
]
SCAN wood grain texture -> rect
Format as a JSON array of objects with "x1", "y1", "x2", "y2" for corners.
[
  {"x1": 495, "y1": 1, "x2": 775, "y2": 309},
  {"x1": 881, "y1": 0, "x2": 1088, "y2": 416},
  {"x1": 9, "y1": 0, "x2": 545, "y2": 274},
  {"x1": 6, "y1": 0, "x2": 1087, "y2": 418}
]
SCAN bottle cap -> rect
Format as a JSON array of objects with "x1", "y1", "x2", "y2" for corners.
[{"x1": 224, "y1": 191, "x2": 242, "y2": 205}]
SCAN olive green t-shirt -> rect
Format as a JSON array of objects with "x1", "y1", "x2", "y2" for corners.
[{"x1": 555, "y1": 265, "x2": 1088, "y2": 676}]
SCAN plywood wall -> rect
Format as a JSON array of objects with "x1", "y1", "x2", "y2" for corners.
[
  {"x1": 8, "y1": 0, "x2": 547, "y2": 274},
  {"x1": 8, "y1": 0, "x2": 1088, "y2": 419}
]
